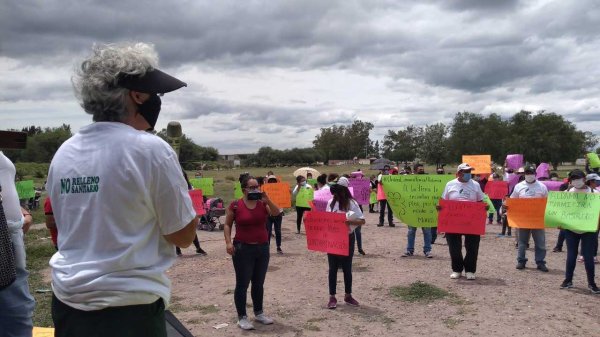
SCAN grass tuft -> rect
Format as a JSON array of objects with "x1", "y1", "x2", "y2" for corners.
[{"x1": 389, "y1": 281, "x2": 450, "y2": 303}]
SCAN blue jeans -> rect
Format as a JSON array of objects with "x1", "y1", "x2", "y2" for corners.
[
  {"x1": 0, "y1": 229, "x2": 35, "y2": 337},
  {"x1": 564, "y1": 230, "x2": 596, "y2": 286},
  {"x1": 517, "y1": 228, "x2": 546, "y2": 265},
  {"x1": 355, "y1": 227, "x2": 363, "y2": 251},
  {"x1": 266, "y1": 215, "x2": 283, "y2": 248},
  {"x1": 232, "y1": 242, "x2": 270, "y2": 319},
  {"x1": 406, "y1": 226, "x2": 432, "y2": 254}
]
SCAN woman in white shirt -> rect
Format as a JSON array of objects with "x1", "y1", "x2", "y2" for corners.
[{"x1": 325, "y1": 177, "x2": 365, "y2": 309}]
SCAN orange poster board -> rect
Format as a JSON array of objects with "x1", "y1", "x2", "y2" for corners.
[
  {"x1": 506, "y1": 198, "x2": 546, "y2": 229},
  {"x1": 33, "y1": 327, "x2": 55, "y2": 337},
  {"x1": 261, "y1": 182, "x2": 292, "y2": 208},
  {"x1": 462, "y1": 155, "x2": 491, "y2": 174}
]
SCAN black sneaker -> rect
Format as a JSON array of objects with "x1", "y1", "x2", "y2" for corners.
[
  {"x1": 589, "y1": 284, "x2": 600, "y2": 294},
  {"x1": 196, "y1": 248, "x2": 207, "y2": 255},
  {"x1": 377, "y1": 223, "x2": 384, "y2": 227},
  {"x1": 358, "y1": 249, "x2": 366, "y2": 255},
  {"x1": 516, "y1": 262, "x2": 526, "y2": 270},
  {"x1": 552, "y1": 247, "x2": 562, "y2": 253},
  {"x1": 560, "y1": 280, "x2": 573, "y2": 289},
  {"x1": 389, "y1": 223, "x2": 396, "y2": 227},
  {"x1": 537, "y1": 264, "x2": 549, "y2": 272},
  {"x1": 277, "y1": 247, "x2": 283, "y2": 254}
]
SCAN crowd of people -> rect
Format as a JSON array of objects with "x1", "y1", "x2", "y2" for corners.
[{"x1": 1, "y1": 42, "x2": 599, "y2": 336}]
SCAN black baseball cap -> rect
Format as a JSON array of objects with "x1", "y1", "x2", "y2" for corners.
[
  {"x1": 524, "y1": 165, "x2": 536, "y2": 174},
  {"x1": 568, "y1": 169, "x2": 586, "y2": 180},
  {"x1": 117, "y1": 68, "x2": 187, "y2": 94}
]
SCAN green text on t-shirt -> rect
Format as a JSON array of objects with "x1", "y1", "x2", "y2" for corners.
[{"x1": 60, "y1": 176, "x2": 100, "y2": 194}]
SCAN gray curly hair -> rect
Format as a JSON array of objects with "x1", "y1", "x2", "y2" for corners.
[{"x1": 72, "y1": 42, "x2": 159, "y2": 122}]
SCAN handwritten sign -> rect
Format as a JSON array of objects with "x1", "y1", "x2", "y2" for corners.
[
  {"x1": 536, "y1": 163, "x2": 550, "y2": 179},
  {"x1": 540, "y1": 180, "x2": 563, "y2": 191},
  {"x1": 33, "y1": 327, "x2": 55, "y2": 337},
  {"x1": 544, "y1": 192, "x2": 600, "y2": 232},
  {"x1": 462, "y1": 155, "x2": 491, "y2": 174},
  {"x1": 587, "y1": 152, "x2": 600, "y2": 168},
  {"x1": 261, "y1": 182, "x2": 291, "y2": 208},
  {"x1": 382, "y1": 175, "x2": 454, "y2": 228},
  {"x1": 189, "y1": 190, "x2": 206, "y2": 215},
  {"x1": 370, "y1": 191, "x2": 377, "y2": 204},
  {"x1": 304, "y1": 211, "x2": 349, "y2": 256},
  {"x1": 506, "y1": 198, "x2": 546, "y2": 229},
  {"x1": 348, "y1": 178, "x2": 371, "y2": 205},
  {"x1": 313, "y1": 189, "x2": 332, "y2": 212},
  {"x1": 507, "y1": 173, "x2": 520, "y2": 193},
  {"x1": 506, "y1": 154, "x2": 524, "y2": 170},
  {"x1": 437, "y1": 200, "x2": 487, "y2": 235},
  {"x1": 190, "y1": 178, "x2": 214, "y2": 196},
  {"x1": 15, "y1": 180, "x2": 35, "y2": 199},
  {"x1": 484, "y1": 180, "x2": 509, "y2": 199},
  {"x1": 295, "y1": 187, "x2": 314, "y2": 208},
  {"x1": 234, "y1": 181, "x2": 243, "y2": 199}
]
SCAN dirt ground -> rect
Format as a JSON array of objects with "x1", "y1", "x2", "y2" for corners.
[{"x1": 168, "y1": 210, "x2": 599, "y2": 337}]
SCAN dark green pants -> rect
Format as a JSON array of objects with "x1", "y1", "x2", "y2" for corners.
[{"x1": 52, "y1": 295, "x2": 166, "y2": 337}]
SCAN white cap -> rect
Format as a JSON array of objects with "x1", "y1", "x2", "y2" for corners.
[
  {"x1": 517, "y1": 167, "x2": 525, "y2": 173},
  {"x1": 337, "y1": 176, "x2": 350, "y2": 187},
  {"x1": 456, "y1": 163, "x2": 474, "y2": 172},
  {"x1": 586, "y1": 173, "x2": 600, "y2": 181}
]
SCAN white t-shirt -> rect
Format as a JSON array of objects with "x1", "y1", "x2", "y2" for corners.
[
  {"x1": 510, "y1": 180, "x2": 548, "y2": 198},
  {"x1": 0, "y1": 152, "x2": 24, "y2": 230},
  {"x1": 441, "y1": 178, "x2": 484, "y2": 202},
  {"x1": 326, "y1": 198, "x2": 365, "y2": 233},
  {"x1": 47, "y1": 122, "x2": 195, "y2": 311}
]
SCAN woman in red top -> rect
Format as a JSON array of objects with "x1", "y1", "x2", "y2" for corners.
[{"x1": 224, "y1": 175, "x2": 280, "y2": 330}]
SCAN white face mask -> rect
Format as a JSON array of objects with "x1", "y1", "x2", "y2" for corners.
[
  {"x1": 572, "y1": 179, "x2": 585, "y2": 189},
  {"x1": 525, "y1": 175, "x2": 536, "y2": 183}
]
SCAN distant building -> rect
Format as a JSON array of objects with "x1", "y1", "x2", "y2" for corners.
[
  {"x1": 219, "y1": 153, "x2": 252, "y2": 167},
  {"x1": 328, "y1": 159, "x2": 371, "y2": 166}
]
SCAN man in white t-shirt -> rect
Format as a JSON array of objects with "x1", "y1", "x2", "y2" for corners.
[
  {"x1": 509, "y1": 165, "x2": 549, "y2": 272},
  {"x1": 439, "y1": 163, "x2": 485, "y2": 280},
  {"x1": 47, "y1": 43, "x2": 198, "y2": 337}
]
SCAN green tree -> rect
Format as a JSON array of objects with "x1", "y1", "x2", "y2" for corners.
[
  {"x1": 313, "y1": 120, "x2": 374, "y2": 162},
  {"x1": 418, "y1": 123, "x2": 450, "y2": 165},
  {"x1": 382, "y1": 125, "x2": 423, "y2": 162}
]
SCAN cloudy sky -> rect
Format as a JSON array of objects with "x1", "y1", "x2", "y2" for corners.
[{"x1": 1, "y1": 0, "x2": 599, "y2": 153}]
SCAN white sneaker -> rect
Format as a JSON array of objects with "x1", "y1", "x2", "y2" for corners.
[
  {"x1": 254, "y1": 313, "x2": 274, "y2": 325},
  {"x1": 466, "y1": 272, "x2": 476, "y2": 280},
  {"x1": 238, "y1": 316, "x2": 255, "y2": 330},
  {"x1": 450, "y1": 272, "x2": 461, "y2": 279}
]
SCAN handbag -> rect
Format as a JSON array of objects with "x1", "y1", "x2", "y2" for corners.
[{"x1": 0, "y1": 185, "x2": 17, "y2": 289}]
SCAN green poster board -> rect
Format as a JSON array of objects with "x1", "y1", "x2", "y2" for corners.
[
  {"x1": 15, "y1": 180, "x2": 35, "y2": 199},
  {"x1": 234, "y1": 181, "x2": 243, "y2": 199},
  {"x1": 307, "y1": 179, "x2": 317, "y2": 187},
  {"x1": 587, "y1": 153, "x2": 600, "y2": 169},
  {"x1": 382, "y1": 175, "x2": 454, "y2": 227},
  {"x1": 369, "y1": 191, "x2": 377, "y2": 204},
  {"x1": 295, "y1": 188, "x2": 314, "y2": 208},
  {"x1": 190, "y1": 178, "x2": 214, "y2": 196},
  {"x1": 544, "y1": 191, "x2": 600, "y2": 232}
]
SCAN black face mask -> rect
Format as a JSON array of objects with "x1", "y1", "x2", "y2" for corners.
[{"x1": 136, "y1": 94, "x2": 161, "y2": 130}]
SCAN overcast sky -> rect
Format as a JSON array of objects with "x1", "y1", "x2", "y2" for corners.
[{"x1": 1, "y1": 0, "x2": 599, "y2": 153}]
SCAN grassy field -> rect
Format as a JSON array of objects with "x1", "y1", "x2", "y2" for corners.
[{"x1": 18, "y1": 162, "x2": 581, "y2": 327}]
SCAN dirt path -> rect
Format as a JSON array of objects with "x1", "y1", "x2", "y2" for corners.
[{"x1": 167, "y1": 211, "x2": 599, "y2": 337}]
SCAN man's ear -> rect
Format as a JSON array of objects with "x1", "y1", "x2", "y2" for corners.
[{"x1": 129, "y1": 90, "x2": 146, "y2": 104}]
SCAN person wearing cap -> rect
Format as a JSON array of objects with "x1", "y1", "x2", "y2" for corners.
[
  {"x1": 325, "y1": 177, "x2": 365, "y2": 309},
  {"x1": 508, "y1": 165, "x2": 549, "y2": 272},
  {"x1": 438, "y1": 163, "x2": 486, "y2": 280},
  {"x1": 377, "y1": 165, "x2": 395, "y2": 227},
  {"x1": 46, "y1": 43, "x2": 199, "y2": 337},
  {"x1": 560, "y1": 170, "x2": 600, "y2": 294}
]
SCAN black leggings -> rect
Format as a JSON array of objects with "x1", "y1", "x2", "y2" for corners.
[
  {"x1": 296, "y1": 206, "x2": 311, "y2": 232},
  {"x1": 328, "y1": 233, "x2": 355, "y2": 296}
]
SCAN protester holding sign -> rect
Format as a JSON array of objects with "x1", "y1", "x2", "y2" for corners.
[
  {"x1": 377, "y1": 165, "x2": 395, "y2": 227},
  {"x1": 265, "y1": 176, "x2": 285, "y2": 254},
  {"x1": 224, "y1": 175, "x2": 281, "y2": 330},
  {"x1": 292, "y1": 175, "x2": 313, "y2": 234},
  {"x1": 438, "y1": 163, "x2": 485, "y2": 280},
  {"x1": 508, "y1": 165, "x2": 549, "y2": 272},
  {"x1": 46, "y1": 43, "x2": 199, "y2": 337},
  {"x1": 325, "y1": 177, "x2": 365, "y2": 309},
  {"x1": 559, "y1": 170, "x2": 600, "y2": 294}
]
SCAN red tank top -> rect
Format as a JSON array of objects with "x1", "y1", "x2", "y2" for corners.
[{"x1": 229, "y1": 199, "x2": 269, "y2": 244}]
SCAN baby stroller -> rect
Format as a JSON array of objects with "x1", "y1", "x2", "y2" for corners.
[{"x1": 199, "y1": 197, "x2": 225, "y2": 231}]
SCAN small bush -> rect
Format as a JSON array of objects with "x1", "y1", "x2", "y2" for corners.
[{"x1": 390, "y1": 281, "x2": 450, "y2": 303}]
